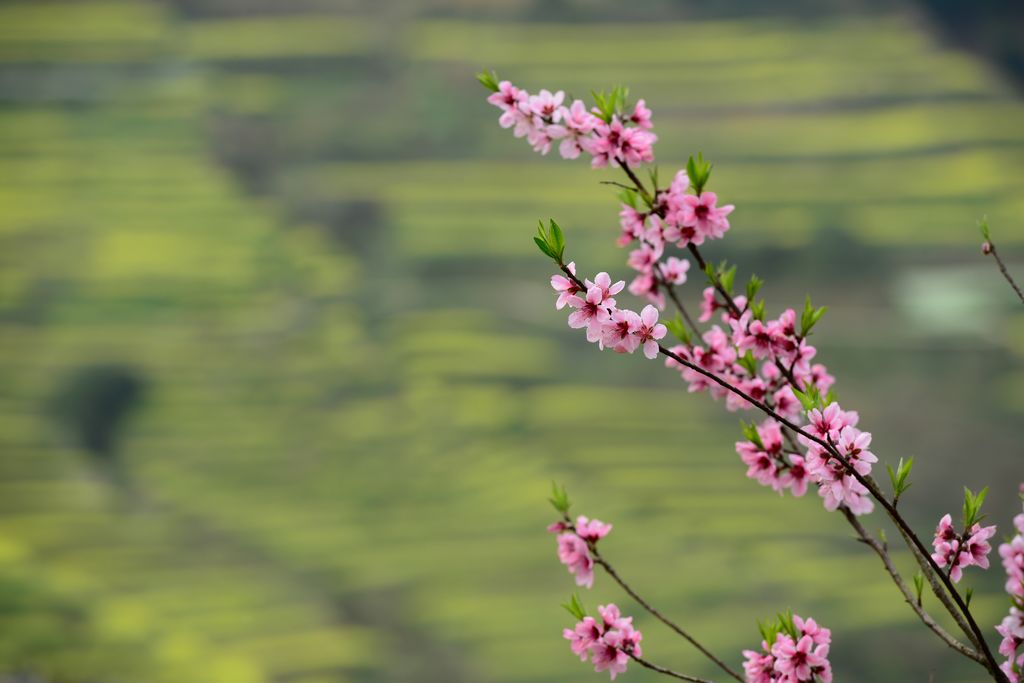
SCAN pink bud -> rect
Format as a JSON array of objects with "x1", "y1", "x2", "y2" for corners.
[{"x1": 982, "y1": 241, "x2": 993, "y2": 255}]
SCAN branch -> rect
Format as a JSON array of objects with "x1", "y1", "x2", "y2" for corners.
[
  {"x1": 628, "y1": 652, "x2": 718, "y2": 683},
  {"x1": 589, "y1": 547, "x2": 744, "y2": 682},
  {"x1": 839, "y1": 507, "x2": 984, "y2": 664},
  {"x1": 984, "y1": 240, "x2": 1024, "y2": 304},
  {"x1": 654, "y1": 343, "x2": 1005, "y2": 680}
]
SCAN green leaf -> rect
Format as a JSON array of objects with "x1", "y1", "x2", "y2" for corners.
[
  {"x1": 720, "y1": 265, "x2": 737, "y2": 296},
  {"x1": 475, "y1": 69, "x2": 500, "y2": 92},
  {"x1": 978, "y1": 215, "x2": 991, "y2": 241},
  {"x1": 548, "y1": 482, "x2": 571, "y2": 514},
  {"x1": 549, "y1": 219, "x2": 565, "y2": 259},
  {"x1": 534, "y1": 236, "x2": 555, "y2": 259},
  {"x1": 962, "y1": 486, "x2": 988, "y2": 528},
  {"x1": 740, "y1": 420, "x2": 765, "y2": 449},
  {"x1": 793, "y1": 385, "x2": 823, "y2": 412},
  {"x1": 619, "y1": 188, "x2": 639, "y2": 210},
  {"x1": 737, "y1": 351, "x2": 758, "y2": 377},
  {"x1": 562, "y1": 592, "x2": 588, "y2": 621},
  {"x1": 746, "y1": 274, "x2": 763, "y2": 301},
  {"x1": 751, "y1": 299, "x2": 766, "y2": 321},
  {"x1": 913, "y1": 572, "x2": 924, "y2": 605},
  {"x1": 965, "y1": 587, "x2": 974, "y2": 609},
  {"x1": 664, "y1": 314, "x2": 691, "y2": 345},
  {"x1": 888, "y1": 457, "x2": 914, "y2": 500}
]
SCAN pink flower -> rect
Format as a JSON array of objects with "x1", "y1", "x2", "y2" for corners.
[
  {"x1": 565, "y1": 605, "x2": 642, "y2": 680},
  {"x1": 744, "y1": 615, "x2": 832, "y2": 683},
  {"x1": 586, "y1": 117, "x2": 657, "y2": 169},
  {"x1": 659, "y1": 256, "x2": 690, "y2": 285},
  {"x1": 628, "y1": 99, "x2": 652, "y2": 129},
  {"x1": 677, "y1": 192, "x2": 734, "y2": 240},
  {"x1": 836, "y1": 426, "x2": 877, "y2": 476},
  {"x1": 576, "y1": 515, "x2": 612, "y2": 542},
  {"x1": 556, "y1": 533, "x2": 595, "y2": 587},
  {"x1": 617, "y1": 204, "x2": 646, "y2": 246},
  {"x1": 558, "y1": 99, "x2": 600, "y2": 159},
  {"x1": 487, "y1": 80, "x2": 526, "y2": 114},
  {"x1": 627, "y1": 272, "x2": 663, "y2": 309},
  {"x1": 586, "y1": 272, "x2": 626, "y2": 301},
  {"x1": 601, "y1": 309, "x2": 641, "y2": 354},
  {"x1": 627, "y1": 242, "x2": 662, "y2": 273},
  {"x1": 528, "y1": 89, "x2": 565, "y2": 120},
  {"x1": 551, "y1": 262, "x2": 580, "y2": 309},
  {"x1": 930, "y1": 513, "x2": 995, "y2": 582},
  {"x1": 635, "y1": 305, "x2": 667, "y2": 359},
  {"x1": 567, "y1": 286, "x2": 612, "y2": 344},
  {"x1": 699, "y1": 287, "x2": 719, "y2": 322},
  {"x1": 772, "y1": 634, "x2": 830, "y2": 682},
  {"x1": 735, "y1": 319, "x2": 781, "y2": 360},
  {"x1": 779, "y1": 454, "x2": 811, "y2": 497},
  {"x1": 564, "y1": 616, "x2": 601, "y2": 660}
]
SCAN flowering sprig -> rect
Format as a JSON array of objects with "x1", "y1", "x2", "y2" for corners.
[
  {"x1": 481, "y1": 73, "x2": 1016, "y2": 682},
  {"x1": 931, "y1": 488, "x2": 997, "y2": 583},
  {"x1": 996, "y1": 489, "x2": 1024, "y2": 681},
  {"x1": 742, "y1": 612, "x2": 833, "y2": 683}
]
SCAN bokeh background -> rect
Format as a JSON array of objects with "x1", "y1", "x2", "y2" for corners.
[{"x1": 1, "y1": 1, "x2": 1023, "y2": 681}]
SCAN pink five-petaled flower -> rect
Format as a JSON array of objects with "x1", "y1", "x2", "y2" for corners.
[
  {"x1": 558, "y1": 99, "x2": 600, "y2": 160},
  {"x1": 551, "y1": 262, "x2": 580, "y2": 310},
  {"x1": 555, "y1": 532, "x2": 594, "y2": 587},
  {"x1": 528, "y1": 89, "x2": 564, "y2": 120},
  {"x1": 635, "y1": 305, "x2": 667, "y2": 359},
  {"x1": 601, "y1": 309, "x2": 642, "y2": 354},
  {"x1": 576, "y1": 515, "x2": 612, "y2": 542},
  {"x1": 772, "y1": 634, "x2": 832, "y2": 682},
  {"x1": 548, "y1": 515, "x2": 611, "y2": 589},
  {"x1": 678, "y1": 191, "x2": 734, "y2": 240},
  {"x1": 564, "y1": 604, "x2": 642, "y2": 680},
  {"x1": 564, "y1": 616, "x2": 601, "y2": 660},
  {"x1": 567, "y1": 286, "x2": 612, "y2": 344},
  {"x1": 931, "y1": 513, "x2": 997, "y2": 583}
]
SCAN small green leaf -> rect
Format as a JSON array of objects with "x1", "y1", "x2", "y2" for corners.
[
  {"x1": 549, "y1": 482, "x2": 571, "y2": 514},
  {"x1": 619, "y1": 188, "x2": 639, "y2": 209},
  {"x1": 913, "y1": 572, "x2": 924, "y2": 605},
  {"x1": 746, "y1": 274, "x2": 763, "y2": 301},
  {"x1": 664, "y1": 314, "x2": 691, "y2": 345},
  {"x1": 534, "y1": 236, "x2": 556, "y2": 259},
  {"x1": 475, "y1": 69, "x2": 500, "y2": 92},
  {"x1": 562, "y1": 592, "x2": 588, "y2": 621},
  {"x1": 720, "y1": 265, "x2": 737, "y2": 296},
  {"x1": 965, "y1": 587, "x2": 974, "y2": 608},
  {"x1": 549, "y1": 219, "x2": 565, "y2": 258},
  {"x1": 740, "y1": 420, "x2": 765, "y2": 449},
  {"x1": 751, "y1": 299, "x2": 766, "y2": 321},
  {"x1": 978, "y1": 215, "x2": 991, "y2": 241},
  {"x1": 737, "y1": 351, "x2": 758, "y2": 377}
]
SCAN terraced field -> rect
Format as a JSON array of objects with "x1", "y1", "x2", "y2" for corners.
[{"x1": 0, "y1": 2, "x2": 1022, "y2": 682}]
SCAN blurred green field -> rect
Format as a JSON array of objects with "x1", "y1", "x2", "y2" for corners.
[{"x1": 1, "y1": 2, "x2": 1023, "y2": 682}]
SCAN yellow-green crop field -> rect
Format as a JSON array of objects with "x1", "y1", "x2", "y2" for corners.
[{"x1": 0, "y1": 2, "x2": 1022, "y2": 682}]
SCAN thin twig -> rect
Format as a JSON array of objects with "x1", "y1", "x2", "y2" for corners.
[
  {"x1": 590, "y1": 549, "x2": 744, "y2": 682},
  {"x1": 985, "y1": 242, "x2": 1024, "y2": 304},
  {"x1": 628, "y1": 652, "x2": 717, "y2": 683}
]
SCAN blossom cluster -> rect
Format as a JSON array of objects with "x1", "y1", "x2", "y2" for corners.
[
  {"x1": 551, "y1": 266, "x2": 667, "y2": 359},
  {"x1": 930, "y1": 513, "x2": 997, "y2": 583},
  {"x1": 486, "y1": 81, "x2": 656, "y2": 166},
  {"x1": 617, "y1": 170, "x2": 732, "y2": 309},
  {"x1": 997, "y1": 496, "x2": 1024, "y2": 681},
  {"x1": 742, "y1": 615, "x2": 833, "y2": 683},
  {"x1": 564, "y1": 604, "x2": 643, "y2": 680},
  {"x1": 548, "y1": 515, "x2": 612, "y2": 588}
]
